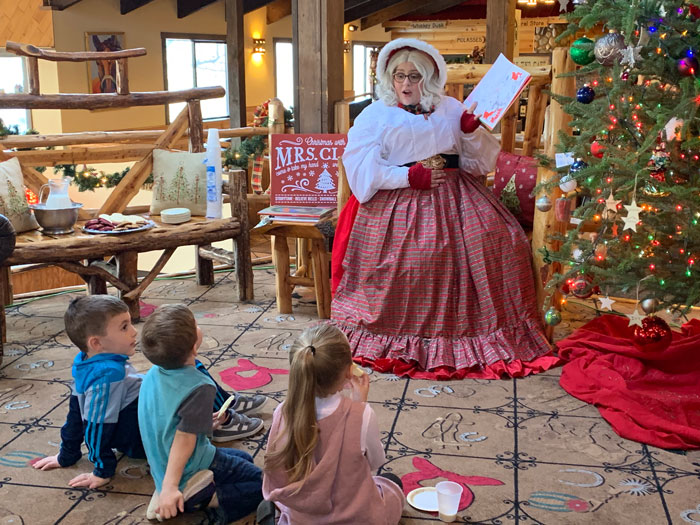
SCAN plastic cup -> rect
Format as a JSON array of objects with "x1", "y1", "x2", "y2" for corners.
[{"x1": 436, "y1": 481, "x2": 462, "y2": 522}]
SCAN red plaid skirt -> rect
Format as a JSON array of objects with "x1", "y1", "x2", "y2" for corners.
[{"x1": 331, "y1": 169, "x2": 557, "y2": 379}]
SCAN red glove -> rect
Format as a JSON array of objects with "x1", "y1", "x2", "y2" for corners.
[
  {"x1": 408, "y1": 163, "x2": 432, "y2": 190},
  {"x1": 460, "y1": 110, "x2": 480, "y2": 133}
]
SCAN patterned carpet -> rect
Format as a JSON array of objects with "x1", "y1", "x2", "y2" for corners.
[{"x1": 1, "y1": 267, "x2": 699, "y2": 524}]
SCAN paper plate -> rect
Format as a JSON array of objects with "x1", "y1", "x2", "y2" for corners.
[{"x1": 406, "y1": 487, "x2": 438, "y2": 512}]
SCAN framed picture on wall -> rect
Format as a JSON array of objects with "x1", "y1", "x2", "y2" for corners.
[{"x1": 85, "y1": 32, "x2": 125, "y2": 94}]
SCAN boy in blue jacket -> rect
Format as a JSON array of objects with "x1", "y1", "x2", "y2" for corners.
[
  {"x1": 33, "y1": 295, "x2": 266, "y2": 490},
  {"x1": 32, "y1": 295, "x2": 145, "y2": 488}
]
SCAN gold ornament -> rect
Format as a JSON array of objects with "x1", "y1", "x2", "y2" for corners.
[{"x1": 419, "y1": 155, "x2": 447, "y2": 170}]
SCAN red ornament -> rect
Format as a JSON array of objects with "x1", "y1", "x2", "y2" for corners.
[
  {"x1": 633, "y1": 316, "x2": 672, "y2": 352},
  {"x1": 649, "y1": 168, "x2": 667, "y2": 184},
  {"x1": 570, "y1": 275, "x2": 595, "y2": 299},
  {"x1": 689, "y1": 4, "x2": 700, "y2": 19},
  {"x1": 590, "y1": 141, "x2": 606, "y2": 158}
]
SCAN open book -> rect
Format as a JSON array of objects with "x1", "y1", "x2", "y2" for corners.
[{"x1": 465, "y1": 54, "x2": 531, "y2": 131}]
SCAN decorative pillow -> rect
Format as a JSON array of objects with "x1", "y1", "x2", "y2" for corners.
[
  {"x1": 0, "y1": 157, "x2": 39, "y2": 233},
  {"x1": 150, "y1": 149, "x2": 207, "y2": 216},
  {"x1": 492, "y1": 151, "x2": 537, "y2": 229}
]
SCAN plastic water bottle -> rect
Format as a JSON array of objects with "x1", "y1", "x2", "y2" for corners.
[{"x1": 205, "y1": 128, "x2": 223, "y2": 219}]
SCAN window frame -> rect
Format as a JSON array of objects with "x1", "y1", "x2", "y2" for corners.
[
  {"x1": 350, "y1": 40, "x2": 384, "y2": 101},
  {"x1": 160, "y1": 32, "x2": 227, "y2": 124},
  {"x1": 273, "y1": 37, "x2": 293, "y2": 112},
  {"x1": 0, "y1": 50, "x2": 32, "y2": 133}
]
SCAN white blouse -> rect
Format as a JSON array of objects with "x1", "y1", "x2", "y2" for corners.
[
  {"x1": 342, "y1": 95, "x2": 501, "y2": 203},
  {"x1": 315, "y1": 392, "x2": 385, "y2": 470}
]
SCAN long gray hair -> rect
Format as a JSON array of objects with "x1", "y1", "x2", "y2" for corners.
[{"x1": 376, "y1": 48, "x2": 444, "y2": 110}]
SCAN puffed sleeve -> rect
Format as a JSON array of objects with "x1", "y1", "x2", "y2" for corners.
[
  {"x1": 458, "y1": 126, "x2": 501, "y2": 177},
  {"x1": 342, "y1": 103, "x2": 410, "y2": 203}
]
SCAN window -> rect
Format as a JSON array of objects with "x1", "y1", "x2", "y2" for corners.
[
  {"x1": 0, "y1": 53, "x2": 31, "y2": 133},
  {"x1": 275, "y1": 40, "x2": 294, "y2": 111},
  {"x1": 352, "y1": 43, "x2": 379, "y2": 100},
  {"x1": 162, "y1": 35, "x2": 228, "y2": 122}
]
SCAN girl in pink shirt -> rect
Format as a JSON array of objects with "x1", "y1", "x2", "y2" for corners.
[{"x1": 261, "y1": 324, "x2": 405, "y2": 525}]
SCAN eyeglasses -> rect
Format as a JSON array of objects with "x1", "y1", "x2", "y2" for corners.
[{"x1": 392, "y1": 72, "x2": 422, "y2": 84}]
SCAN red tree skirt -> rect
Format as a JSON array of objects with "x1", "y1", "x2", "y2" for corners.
[
  {"x1": 354, "y1": 353, "x2": 562, "y2": 381},
  {"x1": 558, "y1": 314, "x2": 700, "y2": 450}
]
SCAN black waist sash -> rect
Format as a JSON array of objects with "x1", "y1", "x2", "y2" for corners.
[{"x1": 403, "y1": 153, "x2": 459, "y2": 169}]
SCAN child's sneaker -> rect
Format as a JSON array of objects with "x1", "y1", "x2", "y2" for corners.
[
  {"x1": 145, "y1": 470, "x2": 216, "y2": 520},
  {"x1": 230, "y1": 392, "x2": 268, "y2": 415},
  {"x1": 212, "y1": 412, "x2": 264, "y2": 442},
  {"x1": 182, "y1": 469, "x2": 216, "y2": 513}
]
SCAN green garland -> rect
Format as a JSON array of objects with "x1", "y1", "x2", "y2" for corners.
[{"x1": 223, "y1": 106, "x2": 294, "y2": 170}]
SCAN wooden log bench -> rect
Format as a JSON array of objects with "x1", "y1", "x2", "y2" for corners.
[{"x1": 0, "y1": 42, "x2": 259, "y2": 362}]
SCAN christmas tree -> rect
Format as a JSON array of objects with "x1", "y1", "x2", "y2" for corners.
[
  {"x1": 315, "y1": 168, "x2": 335, "y2": 192},
  {"x1": 541, "y1": 0, "x2": 700, "y2": 325}
]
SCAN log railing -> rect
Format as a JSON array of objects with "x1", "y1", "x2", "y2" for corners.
[{"x1": 0, "y1": 43, "x2": 283, "y2": 352}]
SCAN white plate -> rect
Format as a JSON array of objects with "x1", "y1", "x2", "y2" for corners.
[{"x1": 407, "y1": 487, "x2": 438, "y2": 512}]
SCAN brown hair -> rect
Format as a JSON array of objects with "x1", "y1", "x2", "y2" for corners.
[
  {"x1": 264, "y1": 323, "x2": 352, "y2": 485},
  {"x1": 140, "y1": 304, "x2": 198, "y2": 369},
  {"x1": 64, "y1": 295, "x2": 129, "y2": 353}
]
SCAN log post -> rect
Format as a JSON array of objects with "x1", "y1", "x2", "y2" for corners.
[
  {"x1": 334, "y1": 100, "x2": 350, "y2": 134},
  {"x1": 522, "y1": 83, "x2": 543, "y2": 157},
  {"x1": 273, "y1": 234, "x2": 293, "y2": 314},
  {"x1": 532, "y1": 47, "x2": 576, "y2": 339},
  {"x1": 116, "y1": 58, "x2": 129, "y2": 95},
  {"x1": 116, "y1": 251, "x2": 140, "y2": 321},
  {"x1": 310, "y1": 238, "x2": 331, "y2": 318},
  {"x1": 187, "y1": 99, "x2": 215, "y2": 286},
  {"x1": 188, "y1": 100, "x2": 204, "y2": 153},
  {"x1": 87, "y1": 258, "x2": 108, "y2": 295},
  {"x1": 231, "y1": 168, "x2": 254, "y2": 301},
  {"x1": 28, "y1": 57, "x2": 40, "y2": 95}
]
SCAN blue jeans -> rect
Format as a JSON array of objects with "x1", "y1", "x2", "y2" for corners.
[{"x1": 209, "y1": 447, "x2": 263, "y2": 522}]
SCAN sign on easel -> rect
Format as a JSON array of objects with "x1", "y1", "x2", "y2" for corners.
[{"x1": 270, "y1": 134, "x2": 347, "y2": 206}]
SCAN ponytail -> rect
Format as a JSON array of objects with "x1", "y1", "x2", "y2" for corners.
[{"x1": 265, "y1": 324, "x2": 352, "y2": 485}]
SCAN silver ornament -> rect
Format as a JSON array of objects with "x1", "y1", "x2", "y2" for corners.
[
  {"x1": 536, "y1": 195, "x2": 553, "y2": 212},
  {"x1": 641, "y1": 298, "x2": 660, "y2": 314},
  {"x1": 594, "y1": 32, "x2": 625, "y2": 66}
]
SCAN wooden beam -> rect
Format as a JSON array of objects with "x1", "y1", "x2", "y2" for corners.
[
  {"x1": 6, "y1": 42, "x2": 147, "y2": 63},
  {"x1": 410, "y1": 0, "x2": 470, "y2": 16},
  {"x1": 485, "y1": 0, "x2": 516, "y2": 62},
  {"x1": 293, "y1": 0, "x2": 344, "y2": 133},
  {"x1": 0, "y1": 87, "x2": 225, "y2": 110},
  {"x1": 344, "y1": 0, "x2": 403, "y2": 24},
  {"x1": 359, "y1": 0, "x2": 424, "y2": 30},
  {"x1": 267, "y1": 0, "x2": 291, "y2": 23},
  {"x1": 244, "y1": 0, "x2": 278, "y2": 12},
  {"x1": 226, "y1": 0, "x2": 246, "y2": 131},
  {"x1": 0, "y1": 127, "x2": 267, "y2": 149},
  {"x1": 8, "y1": 145, "x2": 155, "y2": 166},
  {"x1": 360, "y1": 0, "x2": 464, "y2": 30},
  {"x1": 177, "y1": 0, "x2": 216, "y2": 18},
  {"x1": 120, "y1": 0, "x2": 156, "y2": 14},
  {"x1": 446, "y1": 63, "x2": 550, "y2": 86},
  {"x1": 42, "y1": 0, "x2": 83, "y2": 10}
]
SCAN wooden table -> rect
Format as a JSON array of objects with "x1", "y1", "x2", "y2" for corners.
[{"x1": 254, "y1": 216, "x2": 335, "y2": 319}]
